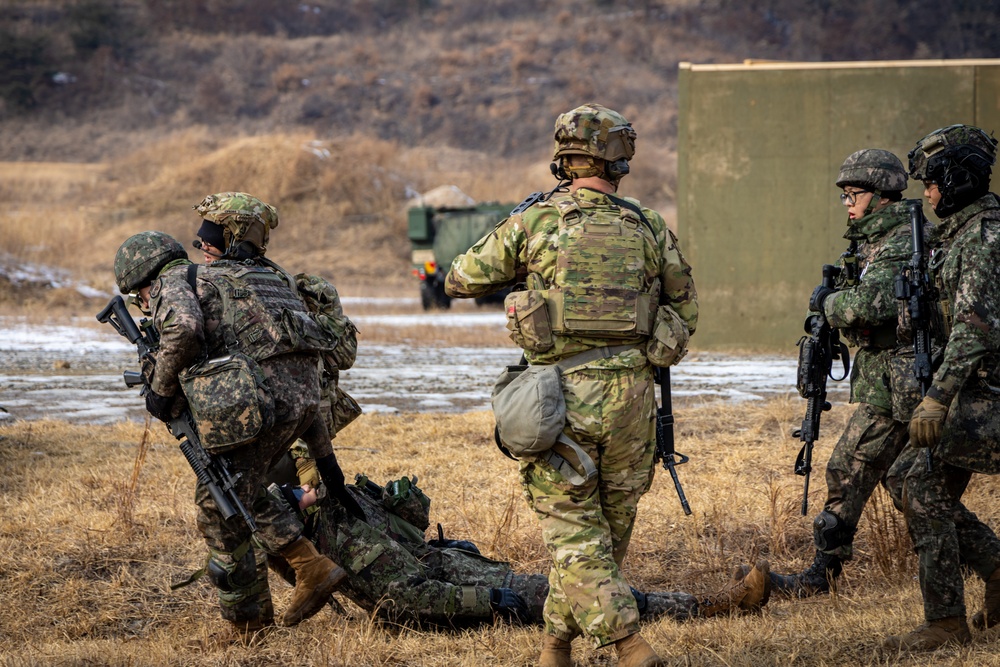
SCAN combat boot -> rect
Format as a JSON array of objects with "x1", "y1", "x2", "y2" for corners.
[
  {"x1": 882, "y1": 617, "x2": 971, "y2": 651},
  {"x1": 614, "y1": 632, "x2": 664, "y2": 667},
  {"x1": 766, "y1": 551, "x2": 841, "y2": 598},
  {"x1": 277, "y1": 536, "x2": 347, "y2": 626},
  {"x1": 973, "y1": 567, "x2": 1000, "y2": 629},
  {"x1": 538, "y1": 634, "x2": 572, "y2": 667},
  {"x1": 699, "y1": 559, "x2": 771, "y2": 617}
]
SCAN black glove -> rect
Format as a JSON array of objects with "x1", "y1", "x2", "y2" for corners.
[
  {"x1": 489, "y1": 588, "x2": 531, "y2": 624},
  {"x1": 315, "y1": 453, "x2": 366, "y2": 521},
  {"x1": 144, "y1": 389, "x2": 175, "y2": 422},
  {"x1": 808, "y1": 285, "x2": 837, "y2": 313},
  {"x1": 427, "y1": 538, "x2": 482, "y2": 555}
]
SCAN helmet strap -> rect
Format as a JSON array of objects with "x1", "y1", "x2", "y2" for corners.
[{"x1": 863, "y1": 189, "x2": 883, "y2": 217}]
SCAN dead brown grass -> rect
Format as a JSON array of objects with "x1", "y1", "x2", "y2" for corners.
[{"x1": 4, "y1": 399, "x2": 1000, "y2": 665}]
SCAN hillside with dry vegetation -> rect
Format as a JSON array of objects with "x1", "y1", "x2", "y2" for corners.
[{"x1": 2, "y1": 0, "x2": 1000, "y2": 312}]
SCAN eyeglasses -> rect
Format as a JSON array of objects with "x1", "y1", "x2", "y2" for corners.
[{"x1": 840, "y1": 190, "x2": 870, "y2": 205}]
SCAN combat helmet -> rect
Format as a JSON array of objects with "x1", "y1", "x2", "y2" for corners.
[
  {"x1": 114, "y1": 231, "x2": 187, "y2": 294},
  {"x1": 551, "y1": 103, "x2": 636, "y2": 184},
  {"x1": 908, "y1": 124, "x2": 998, "y2": 218},
  {"x1": 193, "y1": 192, "x2": 279, "y2": 256},
  {"x1": 836, "y1": 149, "x2": 907, "y2": 193}
]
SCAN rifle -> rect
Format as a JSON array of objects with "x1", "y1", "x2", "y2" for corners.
[
  {"x1": 894, "y1": 201, "x2": 935, "y2": 471},
  {"x1": 793, "y1": 264, "x2": 850, "y2": 516},
  {"x1": 97, "y1": 295, "x2": 257, "y2": 532},
  {"x1": 654, "y1": 366, "x2": 691, "y2": 515}
]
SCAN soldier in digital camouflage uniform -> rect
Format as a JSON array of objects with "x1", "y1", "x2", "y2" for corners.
[
  {"x1": 113, "y1": 227, "x2": 352, "y2": 639},
  {"x1": 192, "y1": 192, "x2": 360, "y2": 489},
  {"x1": 444, "y1": 103, "x2": 763, "y2": 667},
  {"x1": 754, "y1": 150, "x2": 929, "y2": 597},
  {"x1": 260, "y1": 464, "x2": 774, "y2": 628},
  {"x1": 880, "y1": 124, "x2": 1000, "y2": 652}
]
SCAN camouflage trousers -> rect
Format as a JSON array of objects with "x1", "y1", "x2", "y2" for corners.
[
  {"x1": 820, "y1": 403, "x2": 909, "y2": 559},
  {"x1": 521, "y1": 364, "x2": 656, "y2": 647},
  {"x1": 196, "y1": 353, "x2": 321, "y2": 625},
  {"x1": 887, "y1": 444, "x2": 1000, "y2": 620}
]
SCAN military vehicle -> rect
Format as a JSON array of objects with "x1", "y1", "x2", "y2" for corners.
[{"x1": 408, "y1": 202, "x2": 514, "y2": 310}]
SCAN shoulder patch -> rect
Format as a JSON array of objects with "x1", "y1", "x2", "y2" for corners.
[{"x1": 148, "y1": 279, "x2": 162, "y2": 299}]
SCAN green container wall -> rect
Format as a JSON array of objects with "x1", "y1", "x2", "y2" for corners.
[{"x1": 678, "y1": 59, "x2": 1000, "y2": 351}]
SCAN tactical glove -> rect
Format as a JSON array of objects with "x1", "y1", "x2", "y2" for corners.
[
  {"x1": 426, "y1": 538, "x2": 482, "y2": 555},
  {"x1": 489, "y1": 588, "x2": 531, "y2": 624},
  {"x1": 315, "y1": 453, "x2": 366, "y2": 521},
  {"x1": 909, "y1": 395, "x2": 949, "y2": 449},
  {"x1": 808, "y1": 285, "x2": 837, "y2": 313},
  {"x1": 144, "y1": 389, "x2": 175, "y2": 422}
]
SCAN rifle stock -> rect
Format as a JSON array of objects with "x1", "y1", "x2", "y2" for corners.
[
  {"x1": 793, "y1": 265, "x2": 850, "y2": 516},
  {"x1": 655, "y1": 367, "x2": 691, "y2": 515},
  {"x1": 97, "y1": 295, "x2": 257, "y2": 532}
]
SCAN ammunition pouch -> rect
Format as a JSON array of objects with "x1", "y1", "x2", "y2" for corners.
[
  {"x1": 504, "y1": 288, "x2": 554, "y2": 352},
  {"x1": 381, "y1": 476, "x2": 431, "y2": 532},
  {"x1": 179, "y1": 352, "x2": 274, "y2": 451}
]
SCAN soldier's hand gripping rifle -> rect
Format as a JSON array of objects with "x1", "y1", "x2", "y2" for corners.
[
  {"x1": 793, "y1": 265, "x2": 850, "y2": 516},
  {"x1": 894, "y1": 200, "x2": 935, "y2": 471},
  {"x1": 97, "y1": 295, "x2": 257, "y2": 532},
  {"x1": 654, "y1": 366, "x2": 692, "y2": 515}
]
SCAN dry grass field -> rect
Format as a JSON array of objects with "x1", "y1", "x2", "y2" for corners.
[{"x1": 4, "y1": 398, "x2": 1000, "y2": 666}]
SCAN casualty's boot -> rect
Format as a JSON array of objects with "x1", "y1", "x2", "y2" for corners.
[
  {"x1": 277, "y1": 536, "x2": 347, "y2": 626},
  {"x1": 764, "y1": 550, "x2": 841, "y2": 598},
  {"x1": 882, "y1": 617, "x2": 971, "y2": 652},
  {"x1": 972, "y1": 567, "x2": 1000, "y2": 629},
  {"x1": 538, "y1": 634, "x2": 572, "y2": 667},
  {"x1": 614, "y1": 632, "x2": 664, "y2": 667},
  {"x1": 699, "y1": 559, "x2": 772, "y2": 617}
]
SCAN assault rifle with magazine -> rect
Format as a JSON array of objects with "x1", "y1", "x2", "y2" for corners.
[
  {"x1": 793, "y1": 264, "x2": 850, "y2": 516},
  {"x1": 894, "y1": 200, "x2": 936, "y2": 471},
  {"x1": 97, "y1": 295, "x2": 257, "y2": 532}
]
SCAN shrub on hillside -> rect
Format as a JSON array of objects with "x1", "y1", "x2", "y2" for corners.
[{"x1": 0, "y1": 30, "x2": 52, "y2": 111}]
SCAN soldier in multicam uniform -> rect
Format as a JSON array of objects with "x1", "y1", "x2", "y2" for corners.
[
  {"x1": 113, "y1": 225, "x2": 353, "y2": 639},
  {"x1": 881, "y1": 124, "x2": 1000, "y2": 651},
  {"x1": 753, "y1": 150, "x2": 928, "y2": 597},
  {"x1": 260, "y1": 467, "x2": 775, "y2": 628},
  {"x1": 444, "y1": 103, "x2": 768, "y2": 667}
]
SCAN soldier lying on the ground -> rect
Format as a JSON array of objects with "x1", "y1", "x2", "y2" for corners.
[{"x1": 263, "y1": 457, "x2": 772, "y2": 627}]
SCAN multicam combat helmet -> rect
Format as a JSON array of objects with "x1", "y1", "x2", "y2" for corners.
[
  {"x1": 193, "y1": 192, "x2": 279, "y2": 255},
  {"x1": 114, "y1": 231, "x2": 187, "y2": 294},
  {"x1": 552, "y1": 103, "x2": 636, "y2": 183},
  {"x1": 908, "y1": 124, "x2": 998, "y2": 217},
  {"x1": 836, "y1": 149, "x2": 908, "y2": 193}
]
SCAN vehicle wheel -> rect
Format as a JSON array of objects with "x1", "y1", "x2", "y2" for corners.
[
  {"x1": 420, "y1": 282, "x2": 434, "y2": 311},
  {"x1": 431, "y1": 281, "x2": 452, "y2": 309}
]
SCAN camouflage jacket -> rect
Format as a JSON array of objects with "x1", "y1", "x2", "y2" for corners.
[
  {"x1": 823, "y1": 199, "x2": 926, "y2": 415},
  {"x1": 445, "y1": 187, "x2": 697, "y2": 368},
  {"x1": 926, "y1": 192, "x2": 1000, "y2": 405}
]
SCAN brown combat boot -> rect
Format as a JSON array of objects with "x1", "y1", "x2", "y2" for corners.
[
  {"x1": 699, "y1": 560, "x2": 771, "y2": 617},
  {"x1": 277, "y1": 536, "x2": 347, "y2": 626},
  {"x1": 538, "y1": 634, "x2": 572, "y2": 667},
  {"x1": 614, "y1": 632, "x2": 664, "y2": 667},
  {"x1": 972, "y1": 567, "x2": 1000, "y2": 629},
  {"x1": 882, "y1": 617, "x2": 972, "y2": 652}
]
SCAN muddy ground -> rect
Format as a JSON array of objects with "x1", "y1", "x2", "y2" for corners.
[{"x1": 0, "y1": 305, "x2": 844, "y2": 425}]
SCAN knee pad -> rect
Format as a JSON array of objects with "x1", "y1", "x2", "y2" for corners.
[
  {"x1": 208, "y1": 544, "x2": 260, "y2": 593},
  {"x1": 813, "y1": 511, "x2": 853, "y2": 552}
]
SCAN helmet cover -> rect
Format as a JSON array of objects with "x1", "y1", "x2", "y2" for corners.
[{"x1": 114, "y1": 231, "x2": 187, "y2": 294}]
